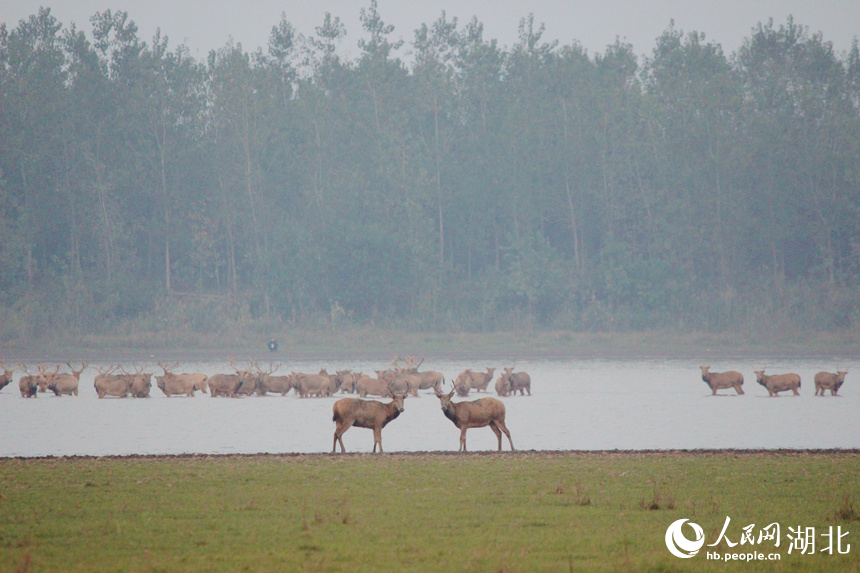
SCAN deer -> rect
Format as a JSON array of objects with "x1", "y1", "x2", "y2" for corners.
[
  {"x1": 435, "y1": 389, "x2": 514, "y2": 452},
  {"x1": 94, "y1": 365, "x2": 133, "y2": 398},
  {"x1": 156, "y1": 361, "x2": 208, "y2": 396},
  {"x1": 0, "y1": 363, "x2": 16, "y2": 392},
  {"x1": 453, "y1": 370, "x2": 473, "y2": 396},
  {"x1": 35, "y1": 363, "x2": 60, "y2": 393},
  {"x1": 502, "y1": 366, "x2": 531, "y2": 396},
  {"x1": 468, "y1": 367, "x2": 495, "y2": 393},
  {"x1": 252, "y1": 361, "x2": 292, "y2": 396},
  {"x1": 18, "y1": 364, "x2": 38, "y2": 398},
  {"x1": 754, "y1": 369, "x2": 801, "y2": 396},
  {"x1": 331, "y1": 385, "x2": 407, "y2": 453},
  {"x1": 393, "y1": 355, "x2": 444, "y2": 393},
  {"x1": 45, "y1": 361, "x2": 89, "y2": 396},
  {"x1": 814, "y1": 370, "x2": 848, "y2": 396},
  {"x1": 699, "y1": 365, "x2": 744, "y2": 395}
]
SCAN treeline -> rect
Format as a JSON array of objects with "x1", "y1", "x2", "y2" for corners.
[{"x1": 2, "y1": 4, "x2": 860, "y2": 340}]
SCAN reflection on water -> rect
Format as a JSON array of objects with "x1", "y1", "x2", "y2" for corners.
[{"x1": 1, "y1": 358, "x2": 857, "y2": 456}]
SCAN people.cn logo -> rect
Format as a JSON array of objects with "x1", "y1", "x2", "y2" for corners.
[{"x1": 665, "y1": 518, "x2": 706, "y2": 558}]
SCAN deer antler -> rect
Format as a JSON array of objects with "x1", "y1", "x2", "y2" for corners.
[{"x1": 158, "y1": 361, "x2": 179, "y2": 374}]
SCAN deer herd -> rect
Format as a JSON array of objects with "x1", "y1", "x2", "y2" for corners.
[
  {"x1": 699, "y1": 365, "x2": 848, "y2": 397},
  {"x1": 0, "y1": 356, "x2": 849, "y2": 453}
]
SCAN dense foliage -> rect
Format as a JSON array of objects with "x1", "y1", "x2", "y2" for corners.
[{"x1": 2, "y1": 4, "x2": 859, "y2": 338}]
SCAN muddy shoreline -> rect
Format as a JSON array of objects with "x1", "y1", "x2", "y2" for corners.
[{"x1": 5, "y1": 448, "x2": 859, "y2": 462}]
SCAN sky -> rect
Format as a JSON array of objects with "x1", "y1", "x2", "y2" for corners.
[{"x1": 3, "y1": 1, "x2": 859, "y2": 61}]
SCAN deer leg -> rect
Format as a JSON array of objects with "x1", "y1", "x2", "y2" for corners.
[
  {"x1": 459, "y1": 427, "x2": 468, "y2": 452},
  {"x1": 373, "y1": 427, "x2": 382, "y2": 453},
  {"x1": 333, "y1": 420, "x2": 354, "y2": 453},
  {"x1": 489, "y1": 423, "x2": 502, "y2": 451},
  {"x1": 494, "y1": 420, "x2": 514, "y2": 451}
]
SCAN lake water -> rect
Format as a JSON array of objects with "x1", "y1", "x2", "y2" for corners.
[{"x1": 1, "y1": 357, "x2": 857, "y2": 457}]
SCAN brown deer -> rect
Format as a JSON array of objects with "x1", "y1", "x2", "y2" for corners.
[
  {"x1": 754, "y1": 369, "x2": 801, "y2": 396},
  {"x1": 468, "y1": 368, "x2": 495, "y2": 393},
  {"x1": 453, "y1": 370, "x2": 473, "y2": 396},
  {"x1": 0, "y1": 363, "x2": 16, "y2": 392},
  {"x1": 18, "y1": 364, "x2": 38, "y2": 398},
  {"x1": 394, "y1": 355, "x2": 444, "y2": 393},
  {"x1": 435, "y1": 389, "x2": 514, "y2": 452},
  {"x1": 699, "y1": 366, "x2": 744, "y2": 395},
  {"x1": 331, "y1": 386, "x2": 407, "y2": 453},
  {"x1": 814, "y1": 370, "x2": 848, "y2": 396},
  {"x1": 45, "y1": 361, "x2": 89, "y2": 396},
  {"x1": 156, "y1": 361, "x2": 208, "y2": 396}
]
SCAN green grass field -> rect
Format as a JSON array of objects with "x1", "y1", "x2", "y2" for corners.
[{"x1": 1, "y1": 451, "x2": 858, "y2": 572}]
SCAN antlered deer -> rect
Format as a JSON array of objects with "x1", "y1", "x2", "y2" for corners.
[
  {"x1": 435, "y1": 389, "x2": 514, "y2": 452},
  {"x1": 18, "y1": 365, "x2": 38, "y2": 398},
  {"x1": 393, "y1": 355, "x2": 444, "y2": 393},
  {"x1": 156, "y1": 362, "x2": 207, "y2": 396},
  {"x1": 755, "y1": 369, "x2": 801, "y2": 396},
  {"x1": 35, "y1": 364, "x2": 59, "y2": 393},
  {"x1": 814, "y1": 370, "x2": 848, "y2": 396},
  {"x1": 46, "y1": 361, "x2": 89, "y2": 396},
  {"x1": 699, "y1": 366, "x2": 744, "y2": 396},
  {"x1": 130, "y1": 374, "x2": 152, "y2": 397},
  {"x1": 503, "y1": 367, "x2": 531, "y2": 396},
  {"x1": 254, "y1": 362, "x2": 292, "y2": 396},
  {"x1": 376, "y1": 368, "x2": 419, "y2": 397},
  {"x1": 331, "y1": 388, "x2": 407, "y2": 453},
  {"x1": 94, "y1": 366, "x2": 133, "y2": 398},
  {"x1": 0, "y1": 363, "x2": 16, "y2": 392}
]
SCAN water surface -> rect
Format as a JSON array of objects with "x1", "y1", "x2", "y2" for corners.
[{"x1": 1, "y1": 358, "x2": 856, "y2": 456}]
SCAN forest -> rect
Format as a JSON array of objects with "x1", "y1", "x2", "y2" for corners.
[{"x1": 2, "y1": 3, "x2": 859, "y2": 341}]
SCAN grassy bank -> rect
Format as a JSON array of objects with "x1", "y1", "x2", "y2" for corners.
[
  {"x1": 5, "y1": 327, "x2": 860, "y2": 361},
  {"x1": 1, "y1": 451, "x2": 858, "y2": 572}
]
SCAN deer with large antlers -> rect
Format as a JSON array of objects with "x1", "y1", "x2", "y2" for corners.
[
  {"x1": 252, "y1": 361, "x2": 292, "y2": 396},
  {"x1": 45, "y1": 361, "x2": 88, "y2": 396},
  {"x1": 35, "y1": 364, "x2": 60, "y2": 393},
  {"x1": 332, "y1": 385, "x2": 407, "y2": 453},
  {"x1": 18, "y1": 364, "x2": 38, "y2": 398},
  {"x1": 394, "y1": 355, "x2": 444, "y2": 394},
  {"x1": 156, "y1": 361, "x2": 208, "y2": 397},
  {"x1": 94, "y1": 365, "x2": 133, "y2": 398},
  {"x1": 435, "y1": 389, "x2": 514, "y2": 452}
]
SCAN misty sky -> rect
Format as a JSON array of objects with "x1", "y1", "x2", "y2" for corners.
[{"x1": 3, "y1": 1, "x2": 859, "y2": 60}]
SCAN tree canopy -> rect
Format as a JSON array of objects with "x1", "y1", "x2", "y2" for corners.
[{"x1": 2, "y1": 7, "x2": 859, "y2": 338}]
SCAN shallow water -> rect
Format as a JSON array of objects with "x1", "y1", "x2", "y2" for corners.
[{"x1": 1, "y1": 358, "x2": 856, "y2": 456}]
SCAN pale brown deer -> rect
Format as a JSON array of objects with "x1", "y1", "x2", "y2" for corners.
[
  {"x1": 814, "y1": 370, "x2": 848, "y2": 396},
  {"x1": 755, "y1": 369, "x2": 801, "y2": 396},
  {"x1": 331, "y1": 387, "x2": 407, "y2": 453},
  {"x1": 435, "y1": 389, "x2": 514, "y2": 452},
  {"x1": 699, "y1": 366, "x2": 744, "y2": 395}
]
